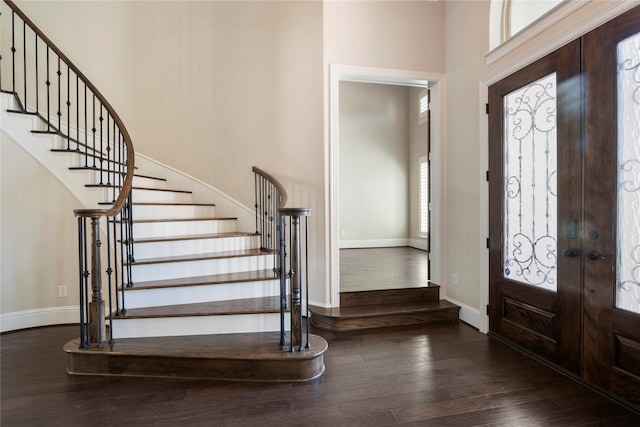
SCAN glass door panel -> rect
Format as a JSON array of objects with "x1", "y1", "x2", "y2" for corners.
[
  {"x1": 503, "y1": 73, "x2": 558, "y2": 291},
  {"x1": 617, "y1": 32, "x2": 640, "y2": 315}
]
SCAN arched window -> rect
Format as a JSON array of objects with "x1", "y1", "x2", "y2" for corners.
[{"x1": 490, "y1": 0, "x2": 564, "y2": 50}]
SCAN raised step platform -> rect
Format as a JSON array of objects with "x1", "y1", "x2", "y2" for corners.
[
  {"x1": 309, "y1": 286, "x2": 460, "y2": 331},
  {"x1": 64, "y1": 331, "x2": 327, "y2": 382}
]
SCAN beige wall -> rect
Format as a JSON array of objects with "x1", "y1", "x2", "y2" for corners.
[
  {"x1": 324, "y1": 0, "x2": 445, "y2": 72},
  {"x1": 1, "y1": 132, "x2": 79, "y2": 323},
  {"x1": 339, "y1": 81, "x2": 410, "y2": 245}
]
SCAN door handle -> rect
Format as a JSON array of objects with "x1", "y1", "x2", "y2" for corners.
[
  {"x1": 586, "y1": 250, "x2": 606, "y2": 260},
  {"x1": 563, "y1": 248, "x2": 579, "y2": 258}
]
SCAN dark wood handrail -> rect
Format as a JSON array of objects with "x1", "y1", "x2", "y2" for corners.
[
  {"x1": 4, "y1": 0, "x2": 135, "y2": 218},
  {"x1": 252, "y1": 166, "x2": 288, "y2": 209}
]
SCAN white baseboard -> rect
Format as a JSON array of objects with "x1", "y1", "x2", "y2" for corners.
[
  {"x1": 339, "y1": 238, "x2": 410, "y2": 249},
  {"x1": 444, "y1": 297, "x2": 483, "y2": 332},
  {"x1": 0, "y1": 306, "x2": 79, "y2": 333},
  {"x1": 409, "y1": 238, "x2": 428, "y2": 251}
]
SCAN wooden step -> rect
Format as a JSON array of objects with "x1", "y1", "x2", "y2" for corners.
[
  {"x1": 122, "y1": 270, "x2": 281, "y2": 309},
  {"x1": 70, "y1": 166, "x2": 166, "y2": 182},
  {"x1": 117, "y1": 295, "x2": 282, "y2": 319},
  {"x1": 110, "y1": 295, "x2": 287, "y2": 337},
  {"x1": 340, "y1": 285, "x2": 440, "y2": 307},
  {"x1": 64, "y1": 331, "x2": 327, "y2": 382},
  {"x1": 130, "y1": 269, "x2": 279, "y2": 290},
  {"x1": 309, "y1": 300, "x2": 460, "y2": 332},
  {"x1": 129, "y1": 247, "x2": 270, "y2": 266},
  {"x1": 131, "y1": 231, "x2": 252, "y2": 245},
  {"x1": 87, "y1": 184, "x2": 191, "y2": 193}
]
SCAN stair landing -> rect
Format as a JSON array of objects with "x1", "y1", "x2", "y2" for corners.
[
  {"x1": 309, "y1": 285, "x2": 460, "y2": 332},
  {"x1": 64, "y1": 331, "x2": 327, "y2": 382}
]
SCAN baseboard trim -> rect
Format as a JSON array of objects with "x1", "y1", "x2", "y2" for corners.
[
  {"x1": 339, "y1": 239, "x2": 410, "y2": 249},
  {"x1": 1, "y1": 306, "x2": 79, "y2": 333},
  {"x1": 444, "y1": 297, "x2": 481, "y2": 330}
]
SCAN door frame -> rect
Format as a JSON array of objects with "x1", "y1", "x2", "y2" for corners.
[
  {"x1": 479, "y1": 0, "x2": 640, "y2": 336},
  {"x1": 327, "y1": 64, "x2": 444, "y2": 308}
]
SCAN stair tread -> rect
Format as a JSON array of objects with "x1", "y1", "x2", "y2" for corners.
[
  {"x1": 69, "y1": 166, "x2": 166, "y2": 181},
  {"x1": 86, "y1": 184, "x2": 192, "y2": 194},
  {"x1": 65, "y1": 331, "x2": 327, "y2": 361},
  {"x1": 130, "y1": 216, "x2": 236, "y2": 224},
  {"x1": 309, "y1": 300, "x2": 459, "y2": 319},
  {"x1": 132, "y1": 231, "x2": 258, "y2": 244},
  {"x1": 130, "y1": 269, "x2": 279, "y2": 290},
  {"x1": 133, "y1": 202, "x2": 216, "y2": 206},
  {"x1": 50, "y1": 148, "x2": 129, "y2": 166},
  {"x1": 130, "y1": 248, "x2": 273, "y2": 265},
  {"x1": 116, "y1": 296, "x2": 283, "y2": 319}
]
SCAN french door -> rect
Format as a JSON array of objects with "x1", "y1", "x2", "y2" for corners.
[{"x1": 489, "y1": 6, "x2": 640, "y2": 407}]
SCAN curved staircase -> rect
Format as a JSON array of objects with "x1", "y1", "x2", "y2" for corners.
[{"x1": 1, "y1": 0, "x2": 326, "y2": 382}]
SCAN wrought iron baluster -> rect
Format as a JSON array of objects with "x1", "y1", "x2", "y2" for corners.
[
  {"x1": 279, "y1": 213, "x2": 287, "y2": 349},
  {"x1": 66, "y1": 64, "x2": 70, "y2": 150},
  {"x1": 22, "y1": 21, "x2": 26, "y2": 110},
  {"x1": 84, "y1": 85, "x2": 88, "y2": 166},
  {"x1": 99, "y1": 103, "x2": 103, "y2": 184},
  {"x1": 91, "y1": 94, "x2": 96, "y2": 167},
  {"x1": 76, "y1": 75, "x2": 79, "y2": 150},
  {"x1": 34, "y1": 34, "x2": 38, "y2": 113},
  {"x1": 78, "y1": 217, "x2": 90, "y2": 349},
  {"x1": 46, "y1": 46, "x2": 50, "y2": 130},
  {"x1": 304, "y1": 215, "x2": 310, "y2": 349},
  {"x1": 106, "y1": 217, "x2": 114, "y2": 344},
  {"x1": 11, "y1": 10, "x2": 15, "y2": 94},
  {"x1": 57, "y1": 56, "x2": 61, "y2": 129}
]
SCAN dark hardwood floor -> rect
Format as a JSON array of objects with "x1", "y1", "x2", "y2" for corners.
[{"x1": 2, "y1": 323, "x2": 639, "y2": 426}]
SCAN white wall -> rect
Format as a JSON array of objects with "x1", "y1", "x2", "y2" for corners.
[{"x1": 339, "y1": 81, "x2": 410, "y2": 247}]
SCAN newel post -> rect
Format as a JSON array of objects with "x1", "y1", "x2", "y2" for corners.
[
  {"x1": 75, "y1": 209, "x2": 107, "y2": 349},
  {"x1": 280, "y1": 207, "x2": 310, "y2": 351}
]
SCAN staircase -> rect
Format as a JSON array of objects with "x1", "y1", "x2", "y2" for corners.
[{"x1": 1, "y1": 0, "x2": 325, "y2": 382}]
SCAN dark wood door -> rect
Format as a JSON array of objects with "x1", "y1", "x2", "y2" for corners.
[
  {"x1": 490, "y1": 6, "x2": 640, "y2": 408},
  {"x1": 489, "y1": 39, "x2": 583, "y2": 374},
  {"x1": 582, "y1": 6, "x2": 640, "y2": 406}
]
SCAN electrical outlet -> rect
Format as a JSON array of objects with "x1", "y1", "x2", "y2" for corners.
[
  {"x1": 58, "y1": 285, "x2": 68, "y2": 298},
  {"x1": 341, "y1": 230, "x2": 346, "y2": 237},
  {"x1": 452, "y1": 273, "x2": 458, "y2": 286}
]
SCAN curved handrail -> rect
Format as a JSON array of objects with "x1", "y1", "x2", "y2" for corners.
[
  {"x1": 4, "y1": 0, "x2": 135, "y2": 218},
  {"x1": 252, "y1": 166, "x2": 288, "y2": 209}
]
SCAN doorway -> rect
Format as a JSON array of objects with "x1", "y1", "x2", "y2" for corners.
[
  {"x1": 327, "y1": 65, "x2": 443, "y2": 307},
  {"x1": 488, "y1": 6, "x2": 640, "y2": 407}
]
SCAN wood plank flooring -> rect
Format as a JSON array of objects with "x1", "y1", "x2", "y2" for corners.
[
  {"x1": 340, "y1": 247, "x2": 429, "y2": 292},
  {"x1": 3, "y1": 323, "x2": 639, "y2": 426}
]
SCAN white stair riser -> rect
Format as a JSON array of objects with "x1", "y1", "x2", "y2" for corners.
[
  {"x1": 133, "y1": 235, "x2": 260, "y2": 258},
  {"x1": 125, "y1": 279, "x2": 280, "y2": 308},
  {"x1": 132, "y1": 204, "x2": 217, "y2": 221},
  {"x1": 132, "y1": 175, "x2": 167, "y2": 189},
  {"x1": 132, "y1": 219, "x2": 237, "y2": 239},
  {"x1": 131, "y1": 188, "x2": 193, "y2": 204},
  {"x1": 110, "y1": 312, "x2": 290, "y2": 338},
  {"x1": 131, "y1": 255, "x2": 275, "y2": 282}
]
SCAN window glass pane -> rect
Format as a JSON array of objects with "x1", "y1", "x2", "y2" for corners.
[
  {"x1": 503, "y1": 73, "x2": 558, "y2": 291},
  {"x1": 617, "y1": 32, "x2": 640, "y2": 314},
  {"x1": 420, "y1": 157, "x2": 429, "y2": 237}
]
